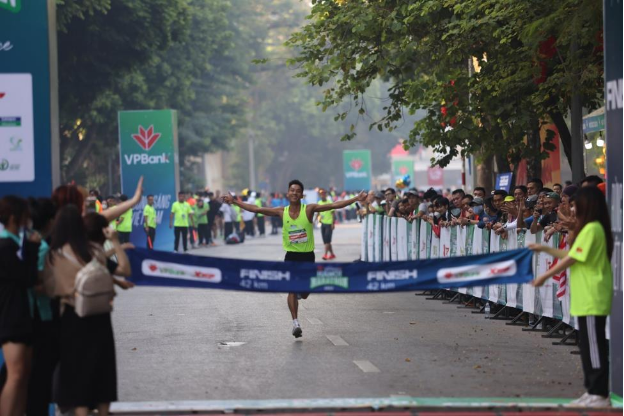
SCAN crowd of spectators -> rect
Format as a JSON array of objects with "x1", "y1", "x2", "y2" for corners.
[{"x1": 359, "y1": 175, "x2": 607, "y2": 242}]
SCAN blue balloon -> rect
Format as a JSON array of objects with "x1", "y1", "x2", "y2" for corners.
[{"x1": 402, "y1": 174, "x2": 411, "y2": 186}]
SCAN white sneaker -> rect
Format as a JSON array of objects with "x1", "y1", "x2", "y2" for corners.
[
  {"x1": 567, "y1": 392, "x2": 590, "y2": 406},
  {"x1": 582, "y1": 394, "x2": 611, "y2": 407},
  {"x1": 292, "y1": 322, "x2": 302, "y2": 338}
]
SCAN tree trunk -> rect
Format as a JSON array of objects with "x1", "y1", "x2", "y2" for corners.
[
  {"x1": 476, "y1": 153, "x2": 494, "y2": 192},
  {"x1": 526, "y1": 121, "x2": 543, "y2": 180},
  {"x1": 549, "y1": 110, "x2": 572, "y2": 169},
  {"x1": 62, "y1": 129, "x2": 98, "y2": 182}
]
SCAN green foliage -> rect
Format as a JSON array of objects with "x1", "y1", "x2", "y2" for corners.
[{"x1": 286, "y1": 0, "x2": 603, "y2": 173}]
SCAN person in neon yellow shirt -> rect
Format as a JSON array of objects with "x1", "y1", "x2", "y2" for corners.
[
  {"x1": 530, "y1": 186, "x2": 613, "y2": 408},
  {"x1": 315, "y1": 188, "x2": 336, "y2": 260},
  {"x1": 222, "y1": 180, "x2": 367, "y2": 338},
  {"x1": 169, "y1": 191, "x2": 194, "y2": 252},
  {"x1": 116, "y1": 194, "x2": 133, "y2": 244},
  {"x1": 143, "y1": 194, "x2": 157, "y2": 249}
]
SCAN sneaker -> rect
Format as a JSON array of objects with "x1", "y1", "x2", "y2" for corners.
[
  {"x1": 567, "y1": 393, "x2": 590, "y2": 406},
  {"x1": 581, "y1": 394, "x2": 611, "y2": 407},
  {"x1": 292, "y1": 323, "x2": 302, "y2": 338},
  {"x1": 328, "y1": 254, "x2": 336, "y2": 259},
  {"x1": 210, "y1": 242, "x2": 217, "y2": 246}
]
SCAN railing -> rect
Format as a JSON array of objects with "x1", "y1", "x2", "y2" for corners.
[{"x1": 360, "y1": 215, "x2": 573, "y2": 329}]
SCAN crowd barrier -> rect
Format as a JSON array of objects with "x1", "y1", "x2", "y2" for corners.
[{"x1": 360, "y1": 214, "x2": 573, "y2": 327}]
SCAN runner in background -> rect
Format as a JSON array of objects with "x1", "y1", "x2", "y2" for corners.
[
  {"x1": 222, "y1": 181, "x2": 367, "y2": 338},
  {"x1": 194, "y1": 198, "x2": 210, "y2": 247},
  {"x1": 169, "y1": 191, "x2": 194, "y2": 253},
  {"x1": 116, "y1": 194, "x2": 132, "y2": 244},
  {"x1": 315, "y1": 188, "x2": 336, "y2": 260},
  {"x1": 254, "y1": 192, "x2": 266, "y2": 237},
  {"x1": 143, "y1": 194, "x2": 157, "y2": 249}
]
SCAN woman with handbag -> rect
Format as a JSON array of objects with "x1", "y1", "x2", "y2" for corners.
[{"x1": 47, "y1": 205, "x2": 131, "y2": 416}]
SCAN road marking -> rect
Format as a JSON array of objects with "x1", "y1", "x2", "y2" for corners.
[
  {"x1": 326, "y1": 335, "x2": 349, "y2": 346},
  {"x1": 353, "y1": 360, "x2": 380, "y2": 373},
  {"x1": 307, "y1": 317, "x2": 323, "y2": 325}
]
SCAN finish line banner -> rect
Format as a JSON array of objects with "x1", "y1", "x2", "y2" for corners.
[{"x1": 126, "y1": 248, "x2": 534, "y2": 293}]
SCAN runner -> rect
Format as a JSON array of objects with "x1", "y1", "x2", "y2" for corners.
[
  {"x1": 315, "y1": 188, "x2": 336, "y2": 260},
  {"x1": 143, "y1": 194, "x2": 157, "y2": 249},
  {"x1": 222, "y1": 180, "x2": 367, "y2": 338}
]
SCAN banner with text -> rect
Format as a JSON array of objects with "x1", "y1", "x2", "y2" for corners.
[
  {"x1": 343, "y1": 150, "x2": 372, "y2": 191},
  {"x1": 126, "y1": 247, "x2": 533, "y2": 293},
  {"x1": 119, "y1": 110, "x2": 179, "y2": 251}
]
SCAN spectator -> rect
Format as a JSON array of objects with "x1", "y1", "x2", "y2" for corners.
[
  {"x1": 0, "y1": 196, "x2": 41, "y2": 416},
  {"x1": 580, "y1": 175, "x2": 603, "y2": 187},
  {"x1": 473, "y1": 187, "x2": 487, "y2": 199},
  {"x1": 530, "y1": 186, "x2": 613, "y2": 407},
  {"x1": 513, "y1": 185, "x2": 528, "y2": 201},
  {"x1": 418, "y1": 188, "x2": 438, "y2": 217},
  {"x1": 527, "y1": 178, "x2": 543, "y2": 197},
  {"x1": 530, "y1": 192, "x2": 560, "y2": 234},
  {"x1": 478, "y1": 196, "x2": 499, "y2": 229},
  {"x1": 463, "y1": 196, "x2": 484, "y2": 226},
  {"x1": 553, "y1": 183, "x2": 563, "y2": 195},
  {"x1": 206, "y1": 192, "x2": 220, "y2": 246},
  {"x1": 492, "y1": 189, "x2": 508, "y2": 211},
  {"x1": 194, "y1": 198, "x2": 210, "y2": 247},
  {"x1": 449, "y1": 189, "x2": 465, "y2": 219},
  {"x1": 220, "y1": 197, "x2": 237, "y2": 240}
]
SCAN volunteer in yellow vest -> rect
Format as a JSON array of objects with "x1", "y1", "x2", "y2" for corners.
[
  {"x1": 315, "y1": 188, "x2": 336, "y2": 260},
  {"x1": 194, "y1": 198, "x2": 210, "y2": 247},
  {"x1": 116, "y1": 194, "x2": 133, "y2": 244},
  {"x1": 530, "y1": 186, "x2": 613, "y2": 407},
  {"x1": 222, "y1": 180, "x2": 367, "y2": 338},
  {"x1": 254, "y1": 192, "x2": 266, "y2": 237},
  {"x1": 169, "y1": 191, "x2": 195, "y2": 253},
  {"x1": 143, "y1": 194, "x2": 157, "y2": 249}
]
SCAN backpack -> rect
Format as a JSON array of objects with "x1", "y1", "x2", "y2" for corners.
[
  {"x1": 225, "y1": 233, "x2": 241, "y2": 245},
  {"x1": 63, "y1": 251, "x2": 115, "y2": 317}
]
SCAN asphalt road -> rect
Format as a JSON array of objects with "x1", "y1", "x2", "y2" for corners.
[{"x1": 113, "y1": 222, "x2": 583, "y2": 402}]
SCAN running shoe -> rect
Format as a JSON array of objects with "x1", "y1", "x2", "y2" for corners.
[
  {"x1": 322, "y1": 255, "x2": 329, "y2": 260},
  {"x1": 579, "y1": 394, "x2": 611, "y2": 407},
  {"x1": 292, "y1": 323, "x2": 302, "y2": 338},
  {"x1": 567, "y1": 393, "x2": 590, "y2": 406},
  {"x1": 328, "y1": 254, "x2": 336, "y2": 259}
]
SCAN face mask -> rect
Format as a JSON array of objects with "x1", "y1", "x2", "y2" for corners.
[
  {"x1": 473, "y1": 205, "x2": 483, "y2": 215},
  {"x1": 434, "y1": 212, "x2": 441, "y2": 219},
  {"x1": 450, "y1": 208, "x2": 461, "y2": 217}
]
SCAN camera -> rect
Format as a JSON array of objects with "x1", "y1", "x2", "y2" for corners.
[{"x1": 525, "y1": 197, "x2": 537, "y2": 210}]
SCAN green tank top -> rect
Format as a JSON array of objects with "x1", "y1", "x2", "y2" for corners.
[
  {"x1": 233, "y1": 205, "x2": 241, "y2": 221},
  {"x1": 317, "y1": 200, "x2": 334, "y2": 224},
  {"x1": 255, "y1": 199, "x2": 263, "y2": 217},
  {"x1": 117, "y1": 209, "x2": 133, "y2": 232},
  {"x1": 282, "y1": 204, "x2": 314, "y2": 253}
]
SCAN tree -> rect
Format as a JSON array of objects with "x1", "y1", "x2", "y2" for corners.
[{"x1": 286, "y1": 0, "x2": 603, "y2": 180}]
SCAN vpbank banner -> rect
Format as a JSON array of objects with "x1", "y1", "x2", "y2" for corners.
[
  {"x1": 343, "y1": 150, "x2": 372, "y2": 191},
  {"x1": 119, "y1": 110, "x2": 180, "y2": 251},
  {"x1": 126, "y1": 248, "x2": 533, "y2": 293}
]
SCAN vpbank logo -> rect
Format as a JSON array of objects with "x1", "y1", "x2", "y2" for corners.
[
  {"x1": 132, "y1": 125, "x2": 161, "y2": 151},
  {"x1": 0, "y1": 0, "x2": 21, "y2": 13},
  {"x1": 436, "y1": 260, "x2": 517, "y2": 284},
  {"x1": 350, "y1": 158, "x2": 363, "y2": 171}
]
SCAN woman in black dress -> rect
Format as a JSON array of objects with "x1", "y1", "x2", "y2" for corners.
[
  {"x1": 48, "y1": 206, "x2": 132, "y2": 416},
  {"x1": 0, "y1": 196, "x2": 41, "y2": 416}
]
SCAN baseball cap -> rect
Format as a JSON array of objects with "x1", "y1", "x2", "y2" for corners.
[
  {"x1": 407, "y1": 190, "x2": 419, "y2": 197},
  {"x1": 374, "y1": 191, "x2": 384, "y2": 199},
  {"x1": 562, "y1": 185, "x2": 578, "y2": 197},
  {"x1": 504, "y1": 196, "x2": 515, "y2": 202},
  {"x1": 469, "y1": 197, "x2": 484, "y2": 206},
  {"x1": 546, "y1": 192, "x2": 560, "y2": 200}
]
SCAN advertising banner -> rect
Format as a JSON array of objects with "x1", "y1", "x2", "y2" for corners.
[
  {"x1": 604, "y1": 0, "x2": 623, "y2": 396},
  {"x1": 0, "y1": 1, "x2": 58, "y2": 196},
  {"x1": 495, "y1": 172, "x2": 513, "y2": 193},
  {"x1": 119, "y1": 110, "x2": 179, "y2": 252},
  {"x1": 127, "y1": 247, "x2": 534, "y2": 293},
  {"x1": 392, "y1": 158, "x2": 413, "y2": 184},
  {"x1": 427, "y1": 166, "x2": 444, "y2": 187},
  {"x1": 343, "y1": 150, "x2": 372, "y2": 191}
]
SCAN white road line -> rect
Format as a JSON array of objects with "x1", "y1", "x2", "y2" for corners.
[
  {"x1": 307, "y1": 317, "x2": 323, "y2": 325},
  {"x1": 326, "y1": 335, "x2": 349, "y2": 346},
  {"x1": 353, "y1": 360, "x2": 380, "y2": 373}
]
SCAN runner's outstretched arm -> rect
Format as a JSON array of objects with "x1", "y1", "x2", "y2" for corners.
[
  {"x1": 310, "y1": 191, "x2": 367, "y2": 213},
  {"x1": 102, "y1": 176, "x2": 144, "y2": 222},
  {"x1": 222, "y1": 195, "x2": 283, "y2": 217}
]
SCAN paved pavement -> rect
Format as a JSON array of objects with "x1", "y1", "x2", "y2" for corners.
[{"x1": 113, "y1": 222, "x2": 584, "y2": 402}]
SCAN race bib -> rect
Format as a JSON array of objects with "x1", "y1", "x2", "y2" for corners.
[{"x1": 288, "y1": 225, "x2": 308, "y2": 244}]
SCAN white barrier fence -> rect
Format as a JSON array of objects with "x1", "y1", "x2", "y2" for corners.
[{"x1": 361, "y1": 215, "x2": 573, "y2": 326}]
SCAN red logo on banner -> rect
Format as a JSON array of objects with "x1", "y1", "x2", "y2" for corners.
[
  {"x1": 0, "y1": 92, "x2": 5, "y2": 99},
  {"x1": 350, "y1": 158, "x2": 363, "y2": 171},
  {"x1": 132, "y1": 125, "x2": 162, "y2": 151},
  {"x1": 399, "y1": 166, "x2": 408, "y2": 175},
  {"x1": 428, "y1": 166, "x2": 444, "y2": 186}
]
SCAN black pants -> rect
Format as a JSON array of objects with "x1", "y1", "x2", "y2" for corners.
[
  {"x1": 207, "y1": 219, "x2": 215, "y2": 243},
  {"x1": 257, "y1": 216, "x2": 265, "y2": 235},
  {"x1": 188, "y1": 226, "x2": 196, "y2": 245},
  {"x1": 197, "y1": 223, "x2": 209, "y2": 245},
  {"x1": 224, "y1": 222, "x2": 234, "y2": 240},
  {"x1": 577, "y1": 316, "x2": 610, "y2": 397},
  {"x1": 321, "y1": 223, "x2": 333, "y2": 244},
  {"x1": 174, "y1": 226, "x2": 188, "y2": 252},
  {"x1": 285, "y1": 251, "x2": 315, "y2": 296},
  {"x1": 146, "y1": 227, "x2": 156, "y2": 249},
  {"x1": 245, "y1": 220, "x2": 255, "y2": 236},
  {"x1": 118, "y1": 231, "x2": 131, "y2": 244},
  {"x1": 271, "y1": 216, "x2": 279, "y2": 234}
]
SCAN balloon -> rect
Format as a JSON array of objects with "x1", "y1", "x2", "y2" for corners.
[{"x1": 402, "y1": 174, "x2": 411, "y2": 187}]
